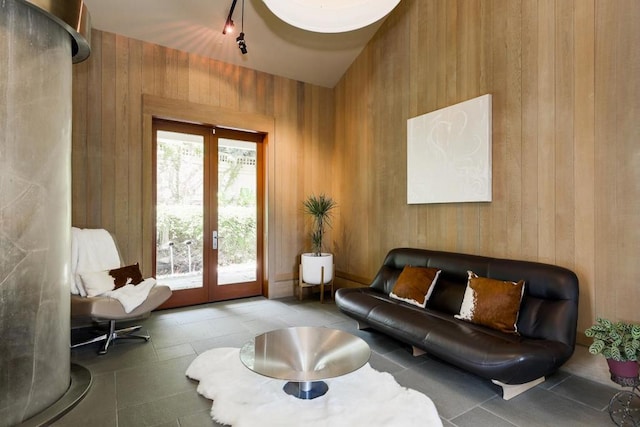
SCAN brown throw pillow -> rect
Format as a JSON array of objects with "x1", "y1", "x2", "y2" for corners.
[
  {"x1": 109, "y1": 263, "x2": 144, "y2": 289},
  {"x1": 389, "y1": 266, "x2": 441, "y2": 308},
  {"x1": 455, "y1": 271, "x2": 525, "y2": 334}
]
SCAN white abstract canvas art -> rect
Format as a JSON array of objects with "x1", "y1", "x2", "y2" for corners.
[{"x1": 407, "y1": 94, "x2": 492, "y2": 204}]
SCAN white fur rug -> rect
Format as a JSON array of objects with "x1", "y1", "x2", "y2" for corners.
[{"x1": 186, "y1": 347, "x2": 442, "y2": 427}]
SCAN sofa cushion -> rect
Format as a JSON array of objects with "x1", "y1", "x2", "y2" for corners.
[
  {"x1": 426, "y1": 278, "x2": 466, "y2": 315},
  {"x1": 389, "y1": 266, "x2": 440, "y2": 308},
  {"x1": 454, "y1": 271, "x2": 525, "y2": 334}
]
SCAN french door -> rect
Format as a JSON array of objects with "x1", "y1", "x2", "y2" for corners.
[{"x1": 153, "y1": 119, "x2": 264, "y2": 308}]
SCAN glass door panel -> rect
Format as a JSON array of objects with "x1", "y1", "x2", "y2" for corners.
[
  {"x1": 217, "y1": 138, "x2": 258, "y2": 285},
  {"x1": 155, "y1": 130, "x2": 205, "y2": 292}
]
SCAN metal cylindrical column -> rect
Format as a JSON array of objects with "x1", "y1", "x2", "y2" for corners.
[{"x1": 0, "y1": 1, "x2": 90, "y2": 425}]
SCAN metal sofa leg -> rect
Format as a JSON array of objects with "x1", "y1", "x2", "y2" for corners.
[
  {"x1": 412, "y1": 346, "x2": 427, "y2": 357},
  {"x1": 356, "y1": 321, "x2": 371, "y2": 330},
  {"x1": 492, "y1": 377, "x2": 545, "y2": 400}
]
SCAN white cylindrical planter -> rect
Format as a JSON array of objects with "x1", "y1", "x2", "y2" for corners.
[{"x1": 301, "y1": 253, "x2": 334, "y2": 285}]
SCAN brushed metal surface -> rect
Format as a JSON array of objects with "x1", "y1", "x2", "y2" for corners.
[
  {"x1": 240, "y1": 326, "x2": 371, "y2": 382},
  {"x1": 20, "y1": 0, "x2": 91, "y2": 62},
  {"x1": 1, "y1": 2, "x2": 75, "y2": 422}
]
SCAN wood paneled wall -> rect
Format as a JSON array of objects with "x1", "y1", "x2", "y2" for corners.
[
  {"x1": 72, "y1": 0, "x2": 639, "y2": 329},
  {"x1": 333, "y1": 0, "x2": 640, "y2": 330},
  {"x1": 72, "y1": 30, "x2": 335, "y2": 297}
]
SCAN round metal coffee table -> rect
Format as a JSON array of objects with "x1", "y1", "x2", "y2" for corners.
[{"x1": 240, "y1": 326, "x2": 371, "y2": 400}]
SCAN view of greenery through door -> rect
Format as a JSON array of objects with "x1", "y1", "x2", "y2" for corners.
[
  {"x1": 155, "y1": 130, "x2": 258, "y2": 290},
  {"x1": 217, "y1": 138, "x2": 257, "y2": 285},
  {"x1": 156, "y1": 130, "x2": 204, "y2": 290}
]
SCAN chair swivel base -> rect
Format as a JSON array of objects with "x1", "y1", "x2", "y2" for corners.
[{"x1": 71, "y1": 321, "x2": 150, "y2": 355}]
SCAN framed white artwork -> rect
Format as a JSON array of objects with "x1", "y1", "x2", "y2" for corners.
[{"x1": 407, "y1": 94, "x2": 492, "y2": 204}]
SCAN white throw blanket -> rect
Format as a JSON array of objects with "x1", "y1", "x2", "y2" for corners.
[
  {"x1": 104, "y1": 278, "x2": 157, "y2": 313},
  {"x1": 71, "y1": 227, "x2": 120, "y2": 296}
]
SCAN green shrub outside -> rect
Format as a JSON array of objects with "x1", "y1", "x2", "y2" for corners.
[{"x1": 157, "y1": 205, "x2": 256, "y2": 275}]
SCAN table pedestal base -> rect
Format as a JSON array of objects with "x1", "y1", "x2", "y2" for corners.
[{"x1": 283, "y1": 381, "x2": 328, "y2": 400}]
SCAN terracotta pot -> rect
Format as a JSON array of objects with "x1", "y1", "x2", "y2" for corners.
[{"x1": 607, "y1": 359, "x2": 639, "y2": 379}]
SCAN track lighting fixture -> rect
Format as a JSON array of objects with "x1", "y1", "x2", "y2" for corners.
[
  {"x1": 222, "y1": 0, "x2": 237, "y2": 35},
  {"x1": 237, "y1": 0, "x2": 247, "y2": 54},
  {"x1": 236, "y1": 32, "x2": 247, "y2": 54},
  {"x1": 222, "y1": 0, "x2": 247, "y2": 55},
  {"x1": 222, "y1": 17, "x2": 234, "y2": 35}
]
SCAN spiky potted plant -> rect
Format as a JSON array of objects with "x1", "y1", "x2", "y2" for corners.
[
  {"x1": 300, "y1": 194, "x2": 337, "y2": 289},
  {"x1": 585, "y1": 318, "x2": 640, "y2": 382}
]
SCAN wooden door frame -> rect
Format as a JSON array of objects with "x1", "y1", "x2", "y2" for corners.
[
  {"x1": 142, "y1": 95, "x2": 275, "y2": 301},
  {"x1": 209, "y1": 127, "x2": 265, "y2": 301}
]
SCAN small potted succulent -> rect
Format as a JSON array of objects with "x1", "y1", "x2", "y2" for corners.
[
  {"x1": 585, "y1": 318, "x2": 640, "y2": 380},
  {"x1": 300, "y1": 194, "x2": 337, "y2": 286}
]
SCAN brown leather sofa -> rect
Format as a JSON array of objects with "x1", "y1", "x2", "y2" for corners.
[{"x1": 335, "y1": 248, "x2": 579, "y2": 399}]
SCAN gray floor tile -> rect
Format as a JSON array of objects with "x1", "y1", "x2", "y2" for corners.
[
  {"x1": 451, "y1": 407, "x2": 517, "y2": 427},
  {"x1": 329, "y1": 319, "x2": 361, "y2": 333},
  {"x1": 163, "y1": 306, "x2": 236, "y2": 325},
  {"x1": 53, "y1": 373, "x2": 117, "y2": 427},
  {"x1": 537, "y1": 370, "x2": 571, "y2": 390},
  {"x1": 117, "y1": 390, "x2": 210, "y2": 427},
  {"x1": 481, "y1": 387, "x2": 612, "y2": 427},
  {"x1": 185, "y1": 317, "x2": 249, "y2": 340},
  {"x1": 383, "y1": 347, "x2": 430, "y2": 368},
  {"x1": 71, "y1": 338, "x2": 158, "y2": 375},
  {"x1": 548, "y1": 374, "x2": 618, "y2": 411},
  {"x1": 179, "y1": 409, "x2": 226, "y2": 427},
  {"x1": 156, "y1": 343, "x2": 195, "y2": 361},
  {"x1": 190, "y1": 331, "x2": 255, "y2": 354},
  {"x1": 368, "y1": 352, "x2": 405, "y2": 374},
  {"x1": 393, "y1": 358, "x2": 499, "y2": 420},
  {"x1": 245, "y1": 302, "x2": 301, "y2": 318},
  {"x1": 115, "y1": 354, "x2": 198, "y2": 409},
  {"x1": 151, "y1": 317, "x2": 250, "y2": 349},
  {"x1": 140, "y1": 314, "x2": 181, "y2": 328},
  {"x1": 241, "y1": 317, "x2": 290, "y2": 334},
  {"x1": 58, "y1": 298, "x2": 622, "y2": 427},
  {"x1": 279, "y1": 304, "x2": 345, "y2": 326},
  {"x1": 151, "y1": 421, "x2": 179, "y2": 427},
  {"x1": 351, "y1": 329, "x2": 407, "y2": 355},
  {"x1": 145, "y1": 323, "x2": 194, "y2": 348}
]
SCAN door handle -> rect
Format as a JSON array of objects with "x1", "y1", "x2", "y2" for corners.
[{"x1": 212, "y1": 230, "x2": 218, "y2": 250}]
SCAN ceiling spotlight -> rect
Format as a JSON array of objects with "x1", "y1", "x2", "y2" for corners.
[
  {"x1": 222, "y1": 0, "x2": 238, "y2": 35},
  {"x1": 222, "y1": 18, "x2": 234, "y2": 35},
  {"x1": 236, "y1": 32, "x2": 247, "y2": 54}
]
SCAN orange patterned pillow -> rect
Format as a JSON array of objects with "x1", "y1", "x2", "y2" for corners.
[
  {"x1": 454, "y1": 271, "x2": 525, "y2": 334},
  {"x1": 390, "y1": 266, "x2": 441, "y2": 308}
]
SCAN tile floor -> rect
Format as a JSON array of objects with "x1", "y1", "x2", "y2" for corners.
[{"x1": 55, "y1": 296, "x2": 623, "y2": 427}]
